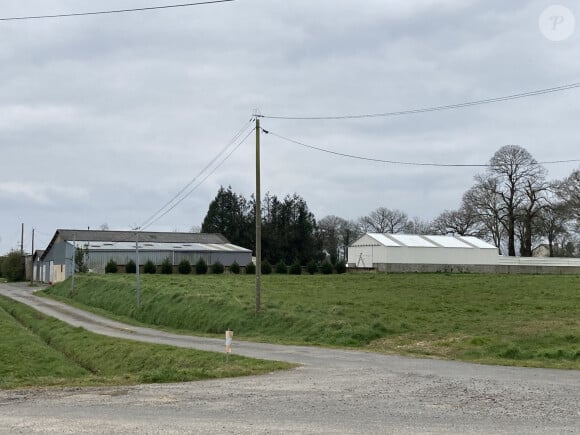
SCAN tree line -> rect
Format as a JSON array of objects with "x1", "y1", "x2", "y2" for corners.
[{"x1": 201, "y1": 145, "x2": 579, "y2": 261}]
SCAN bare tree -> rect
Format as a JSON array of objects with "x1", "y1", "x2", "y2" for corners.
[
  {"x1": 517, "y1": 176, "x2": 549, "y2": 256},
  {"x1": 556, "y1": 168, "x2": 580, "y2": 223},
  {"x1": 463, "y1": 174, "x2": 505, "y2": 254},
  {"x1": 486, "y1": 145, "x2": 546, "y2": 256},
  {"x1": 535, "y1": 200, "x2": 570, "y2": 257},
  {"x1": 319, "y1": 216, "x2": 362, "y2": 261},
  {"x1": 338, "y1": 219, "x2": 363, "y2": 260},
  {"x1": 318, "y1": 215, "x2": 343, "y2": 261},
  {"x1": 359, "y1": 207, "x2": 409, "y2": 234},
  {"x1": 405, "y1": 216, "x2": 433, "y2": 235},
  {"x1": 432, "y1": 204, "x2": 484, "y2": 237}
]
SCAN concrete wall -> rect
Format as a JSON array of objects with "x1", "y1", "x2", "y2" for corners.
[{"x1": 367, "y1": 262, "x2": 580, "y2": 274}]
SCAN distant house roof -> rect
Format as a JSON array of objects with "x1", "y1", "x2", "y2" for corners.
[{"x1": 40, "y1": 229, "x2": 233, "y2": 260}]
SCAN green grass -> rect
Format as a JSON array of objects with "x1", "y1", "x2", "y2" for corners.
[
  {"x1": 42, "y1": 273, "x2": 580, "y2": 369},
  {"x1": 0, "y1": 295, "x2": 294, "y2": 390}
]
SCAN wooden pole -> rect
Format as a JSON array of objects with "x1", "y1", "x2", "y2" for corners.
[
  {"x1": 30, "y1": 228, "x2": 34, "y2": 285},
  {"x1": 255, "y1": 117, "x2": 261, "y2": 314}
]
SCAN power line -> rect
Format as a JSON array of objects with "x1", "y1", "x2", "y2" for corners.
[
  {"x1": 138, "y1": 119, "x2": 253, "y2": 230},
  {"x1": 0, "y1": 0, "x2": 235, "y2": 21},
  {"x1": 139, "y1": 125, "x2": 255, "y2": 231},
  {"x1": 258, "y1": 82, "x2": 580, "y2": 120},
  {"x1": 265, "y1": 129, "x2": 580, "y2": 168}
]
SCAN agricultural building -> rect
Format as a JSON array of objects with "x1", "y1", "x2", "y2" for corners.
[
  {"x1": 36, "y1": 229, "x2": 252, "y2": 283},
  {"x1": 348, "y1": 233, "x2": 499, "y2": 271}
]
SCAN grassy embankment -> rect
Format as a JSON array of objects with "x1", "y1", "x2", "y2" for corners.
[
  {"x1": 0, "y1": 295, "x2": 294, "y2": 390},
  {"x1": 43, "y1": 273, "x2": 580, "y2": 369}
]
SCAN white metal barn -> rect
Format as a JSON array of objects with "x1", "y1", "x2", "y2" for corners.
[{"x1": 348, "y1": 233, "x2": 499, "y2": 269}]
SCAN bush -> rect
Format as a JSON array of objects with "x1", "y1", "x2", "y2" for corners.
[
  {"x1": 75, "y1": 248, "x2": 88, "y2": 273},
  {"x1": 229, "y1": 261, "x2": 241, "y2": 274},
  {"x1": 306, "y1": 260, "x2": 318, "y2": 275},
  {"x1": 289, "y1": 260, "x2": 302, "y2": 275},
  {"x1": 144, "y1": 260, "x2": 156, "y2": 274},
  {"x1": 275, "y1": 260, "x2": 287, "y2": 274},
  {"x1": 160, "y1": 258, "x2": 173, "y2": 275},
  {"x1": 1, "y1": 251, "x2": 25, "y2": 282},
  {"x1": 105, "y1": 259, "x2": 118, "y2": 274},
  {"x1": 212, "y1": 261, "x2": 225, "y2": 274},
  {"x1": 178, "y1": 259, "x2": 191, "y2": 275},
  {"x1": 321, "y1": 260, "x2": 333, "y2": 275},
  {"x1": 125, "y1": 260, "x2": 137, "y2": 274},
  {"x1": 335, "y1": 260, "x2": 347, "y2": 274},
  {"x1": 261, "y1": 260, "x2": 272, "y2": 275},
  {"x1": 245, "y1": 262, "x2": 256, "y2": 274},
  {"x1": 195, "y1": 258, "x2": 208, "y2": 275}
]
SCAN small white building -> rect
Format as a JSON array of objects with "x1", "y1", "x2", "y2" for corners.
[{"x1": 348, "y1": 233, "x2": 499, "y2": 269}]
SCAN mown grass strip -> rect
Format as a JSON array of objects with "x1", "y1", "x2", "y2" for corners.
[
  {"x1": 0, "y1": 300, "x2": 89, "y2": 389},
  {"x1": 43, "y1": 273, "x2": 580, "y2": 369},
  {"x1": 0, "y1": 295, "x2": 294, "y2": 390}
]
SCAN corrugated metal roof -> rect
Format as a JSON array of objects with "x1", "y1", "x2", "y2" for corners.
[
  {"x1": 353, "y1": 233, "x2": 498, "y2": 250},
  {"x1": 367, "y1": 234, "x2": 400, "y2": 247},
  {"x1": 459, "y1": 236, "x2": 498, "y2": 249},
  {"x1": 56, "y1": 229, "x2": 228, "y2": 244},
  {"x1": 40, "y1": 229, "x2": 241, "y2": 260},
  {"x1": 75, "y1": 241, "x2": 251, "y2": 253},
  {"x1": 389, "y1": 234, "x2": 437, "y2": 248},
  {"x1": 424, "y1": 235, "x2": 472, "y2": 248}
]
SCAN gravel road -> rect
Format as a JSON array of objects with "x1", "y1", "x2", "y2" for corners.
[{"x1": 1, "y1": 282, "x2": 579, "y2": 434}]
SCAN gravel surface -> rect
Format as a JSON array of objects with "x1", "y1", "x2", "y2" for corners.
[{"x1": 1, "y1": 282, "x2": 579, "y2": 434}]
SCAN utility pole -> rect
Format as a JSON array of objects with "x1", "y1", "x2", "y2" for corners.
[
  {"x1": 20, "y1": 223, "x2": 24, "y2": 255},
  {"x1": 70, "y1": 232, "x2": 76, "y2": 295},
  {"x1": 30, "y1": 228, "x2": 35, "y2": 286},
  {"x1": 255, "y1": 116, "x2": 261, "y2": 314},
  {"x1": 135, "y1": 231, "x2": 141, "y2": 309}
]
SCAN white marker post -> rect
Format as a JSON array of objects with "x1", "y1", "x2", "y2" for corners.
[{"x1": 225, "y1": 329, "x2": 233, "y2": 362}]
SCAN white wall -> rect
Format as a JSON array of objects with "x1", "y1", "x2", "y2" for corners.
[
  {"x1": 349, "y1": 246, "x2": 498, "y2": 265},
  {"x1": 348, "y1": 234, "x2": 498, "y2": 266}
]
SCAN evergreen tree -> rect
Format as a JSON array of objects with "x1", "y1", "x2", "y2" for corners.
[
  {"x1": 178, "y1": 259, "x2": 192, "y2": 274},
  {"x1": 262, "y1": 193, "x2": 320, "y2": 264},
  {"x1": 212, "y1": 261, "x2": 225, "y2": 274},
  {"x1": 105, "y1": 260, "x2": 118, "y2": 274},
  {"x1": 201, "y1": 187, "x2": 323, "y2": 265},
  {"x1": 229, "y1": 261, "x2": 241, "y2": 274},
  {"x1": 144, "y1": 260, "x2": 156, "y2": 274},
  {"x1": 125, "y1": 259, "x2": 137, "y2": 274},
  {"x1": 196, "y1": 258, "x2": 208, "y2": 274},
  {"x1": 1, "y1": 251, "x2": 25, "y2": 282},
  {"x1": 161, "y1": 258, "x2": 173, "y2": 274},
  {"x1": 245, "y1": 262, "x2": 256, "y2": 274},
  {"x1": 75, "y1": 247, "x2": 88, "y2": 273},
  {"x1": 201, "y1": 185, "x2": 254, "y2": 249}
]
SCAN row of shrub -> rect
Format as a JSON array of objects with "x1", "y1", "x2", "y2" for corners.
[{"x1": 104, "y1": 258, "x2": 347, "y2": 275}]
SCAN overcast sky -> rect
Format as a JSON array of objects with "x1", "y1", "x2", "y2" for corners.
[{"x1": 1, "y1": 0, "x2": 579, "y2": 254}]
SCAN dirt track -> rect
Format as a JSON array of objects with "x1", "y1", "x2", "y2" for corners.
[{"x1": 1, "y1": 282, "x2": 579, "y2": 434}]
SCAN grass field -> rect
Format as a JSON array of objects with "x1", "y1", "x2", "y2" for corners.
[
  {"x1": 0, "y1": 295, "x2": 293, "y2": 389},
  {"x1": 43, "y1": 273, "x2": 580, "y2": 369}
]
